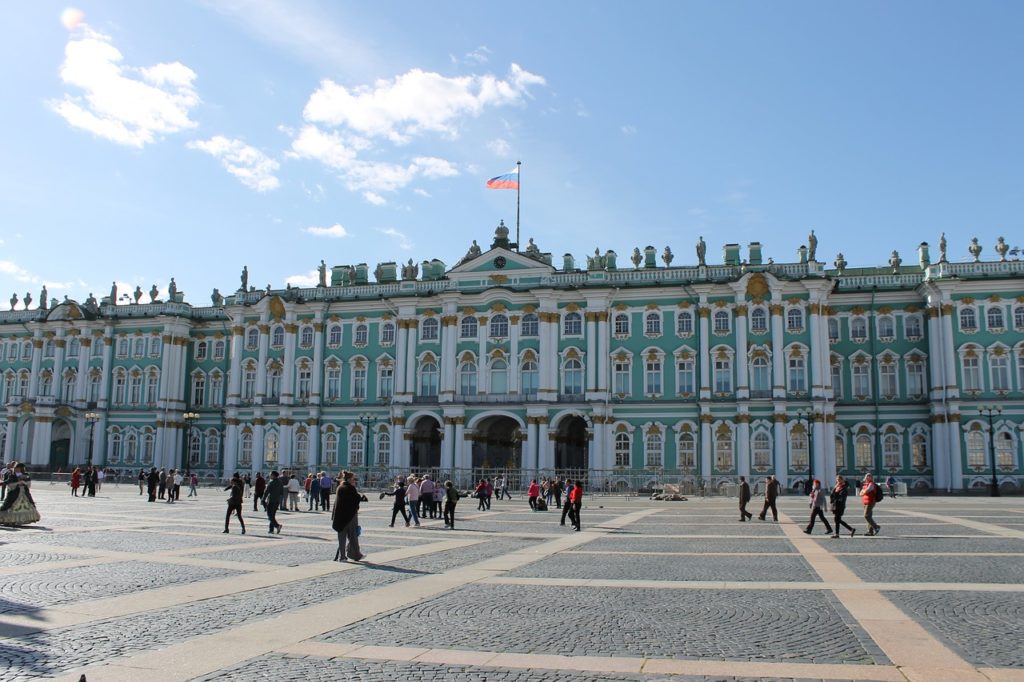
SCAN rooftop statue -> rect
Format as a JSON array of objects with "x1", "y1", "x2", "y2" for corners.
[
  {"x1": 662, "y1": 246, "x2": 674, "y2": 267},
  {"x1": 149, "y1": 284, "x2": 159, "y2": 303},
  {"x1": 39, "y1": 286, "x2": 47, "y2": 310},
  {"x1": 807, "y1": 230, "x2": 817, "y2": 262},
  {"x1": 466, "y1": 240, "x2": 482, "y2": 259},
  {"x1": 110, "y1": 281, "x2": 117, "y2": 306},
  {"x1": 996, "y1": 237, "x2": 1009, "y2": 261},
  {"x1": 631, "y1": 247, "x2": 642, "y2": 268},
  {"x1": 24, "y1": 292, "x2": 32, "y2": 310},
  {"x1": 134, "y1": 286, "x2": 143, "y2": 304},
  {"x1": 318, "y1": 260, "x2": 327, "y2": 287},
  {"x1": 240, "y1": 265, "x2": 248, "y2": 291},
  {"x1": 938, "y1": 232, "x2": 947, "y2": 263},
  {"x1": 889, "y1": 250, "x2": 902, "y2": 274},
  {"x1": 85, "y1": 293, "x2": 97, "y2": 309},
  {"x1": 525, "y1": 237, "x2": 541, "y2": 256},
  {"x1": 211, "y1": 288, "x2": 224, "y2": 306},
  {"x1": 168, "y1": 278, "x2": 178, "y2": 299},
  {"x1": 9, "y1": 293, "x2": 16, "y2": 310},
  {"x1": 834, "y1": 253, "x2": 847, "y2": 274},
  {"x1": 696, "y1": 236, "x2": 707, "y2": 266},
  {"x1": 969, "y1": 237, "x2": 982, "y2": 262},
  {"x1": 401, "y1": 258, "x2": 419, "y2": 280}
]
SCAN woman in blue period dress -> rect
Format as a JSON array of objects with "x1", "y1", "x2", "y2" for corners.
[{"x1": 0, "y1": 463, "x2": 41, "y2": 527}]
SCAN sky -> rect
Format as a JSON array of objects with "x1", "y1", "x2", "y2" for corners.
[{"x1": 2, "y1": 1, "x2": 1023, "y2": 308}]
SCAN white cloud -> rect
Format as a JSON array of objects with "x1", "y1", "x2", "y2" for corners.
[
  {"x1": 61, "y1": 8, "x2": 85, "y2": 31},
  {"x1": 302, "y1": 63, "x2": 545, "y2": 144},
  {"x1": 286, "y1": 270, "x2": 318, "y2": 287},
  {"x1": 363, "y1": 191, "x2": 386, "y2": 206},
  {"x1": 303, "y1": 224, "x2": 349, "y2": 238},
  {"x1": 378, "y1": 227, "x2": 413, "y2": 250},
  {"x1": 413, "y1": 156, "x2": 457, "y2": 178},
  {"x1": 49, "y1": 25, "x2": 200, "y2": 147},
  {"x1": 488, "y1": 138, "x2": 511, "y2": 156},
  {"x1": 287, "y1": 125, "x2": 364, "y2": 169},
  {"x1": 413, "y1": 188, "x2": 431, "y2": 198},
  {"x1": 464, "y1": 46, "x2": 492, "y2": 64},
  {"x1": 621, "y1": 124, "x2": 637, "y2": 136},
  {"x1": 187, "y1": 136, "x2": 280, "y2": 191},
  {"x1": 0, "y1": 260, "x2": 36, "y2": 283}
]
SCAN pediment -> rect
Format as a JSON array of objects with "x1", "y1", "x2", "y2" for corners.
[{"x1": 447, "y1": 247, "x2": 554, "y2": 277}]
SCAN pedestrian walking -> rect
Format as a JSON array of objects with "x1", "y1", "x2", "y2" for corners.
[
  {"x1": 860, "y1": 473, "x2": 882, "y2": 536},
  {"x1": 319, "y1": 471, "x2": 333, "y2": 511},
  {"x1": 527, "y1": 479, "x2": 540, "y2": 510},
  {"x1": 138, "y1": 468, "x2": 145, "y2": 495},
  {"x1": 84, "y1": 467, "x2": 96, "y2": 497},
  {"x1": 552, "y1": 477, "x2": 562, "y2": 509},
  {"x1": 286, "y1": 474, "x2": 301, "y2": 511},
  {"x1": 560, "y1": 479, "x2": 573, "y2": 526},
  {"x1": 567, "y1": 481, "x2": 583, "y2": 531},
  {"x1": 158, "y1": 469, "x2": 167, "y2": 500},
  {"x1": 406, "y1": 476, "x2": 421, "y2": 526},
  {"x1": 886, "y1": 475, "x2": 898, "y2": 499},
  {"x1": 443, "y1": 480, "x2": 463, "y2": 529},
  {"x1": 263, "y1": 471, "x2": 284, "y2": 534},
  {"x1": 738, "y1": 475, "x2": 753, "y2": 521},
  {"x1": 147, "y1": 467, "x2": 159, "y2": 502},
  {"x1": 803, "y1": 480, "x2": 833, "y2": 535},
  {"x1": 243, "y1": 473, "x2": 252, "y2": 498},
  {"x1": 309, "y1": 474, "x2": 321, "y2": 511},
  {"x1": 253, "y1": 472, "x2": 266, "y2": 512},
  {"x1": 758, "y1": 475, "x2": 780, "y2": 521},
  {"x1": 384, "y1": 480, "x2": 410, "y2": 527},
  {"x1": 70, "y1": 467, "x2": 81, "y2": 497},
  {"x1": 419, "y1": 475, "x2": 435, "y2": 518},
  {"x1": 96, "y1": 468, "x2": 105, "y2": 492},
  {"x1": 497, "y1": 474, "x2": 512, "y2": 500},
  {"x1": 332, "y1": 470, "x2": 367, "y2": 562},
  {"x1": 173, "y1": 469, "x2": 183, "y2": 501},
  {"x1": 484, "y1": 478, "x2": 493, "y2": 510},
  {"x1": 829, "y1": 475, "x2": 856, "y2": 538},
  {"x1": 474, "y1": 479, "x2": 488, "y2": 511},
  {"x1": 187, "y1": 472, "x2": 198, "y2": 497},
  {"x1": 223, "y1": 474, "x2": 246, "y2": 534}
]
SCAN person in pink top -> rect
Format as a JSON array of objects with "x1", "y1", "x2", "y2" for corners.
[{"x1": 527, "y1": 479, "x2": 540, "y2": 510}]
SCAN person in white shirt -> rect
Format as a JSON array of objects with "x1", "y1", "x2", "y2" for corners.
[
  {"x1": 406, "y1": 476, "x2": 421, "y2": 526},
  {"x1": 286, "y1": 474, "x2": 302, "y2": 511}
]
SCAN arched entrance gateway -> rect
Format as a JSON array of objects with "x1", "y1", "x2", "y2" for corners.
[
  {"x1": 50, "y1": 420, "x2": 71, "y2": 471},
  {"x1": 554, "y1": 415, "x2": 589, "y2": 471},
  {"x1": 408, "y1": 416, "x2": 441, "y2": 469},
  {"x1": 471, "y1": 415, "x2": 522, "y2": 470}
]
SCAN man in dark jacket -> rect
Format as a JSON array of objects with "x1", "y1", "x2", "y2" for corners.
[
  {"x1": 559, "y1": 479, "x2": 573, "y2": 526},
  {"x1": 738, "y1": 475, "x2": 753, "y2": 521},
  {"x1": 223, "y1": 473, "x2": 246, "y2": 534},
  {"x1": 263, "y1": 471, "x2": 284, "y2": 534},
  {"x1": 146, "y1": 467, "x2": 159, "y2": 502},
  {"x1": 384, "y1": 480, "x2": 410, "y2": 527},
  {"x1": 758, "y1": 475, "x2": 780, "y2": 522},
  {"x1": 253, "y1": 472, "x2": 266, "y2": 512},
  {"x1": 332, "y1": 470, "x2": 368, "y2": 561}
]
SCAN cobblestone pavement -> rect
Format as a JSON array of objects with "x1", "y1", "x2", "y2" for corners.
[{"x1": 0, "y1": 487, "x2": 1021, "y2": 681}]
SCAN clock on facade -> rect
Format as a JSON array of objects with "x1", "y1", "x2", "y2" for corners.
[{"x1": 493, "y1": 256, "x2": 507, "y2": 269}]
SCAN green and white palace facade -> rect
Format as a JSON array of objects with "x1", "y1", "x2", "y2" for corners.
[{"x1": 2, "y1": 224, "x2": 1024, "y2": 492}]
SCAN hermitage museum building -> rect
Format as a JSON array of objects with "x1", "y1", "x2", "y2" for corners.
[{"x1": 2, "y1": 222, "x2": 1023, "y2": 493}]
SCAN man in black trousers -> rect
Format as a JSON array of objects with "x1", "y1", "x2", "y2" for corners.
[
  {"x1": 559, "y1": 479, "x2": 573, "y2": 526},
  {"x1": 758, "y1": 475, "x2": 780, "y2": 522},
  {"x1": 738, "y1": 475, "x2": 753, "y2": 521}
]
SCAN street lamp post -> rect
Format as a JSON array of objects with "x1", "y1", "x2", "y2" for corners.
[
  {"x1": 182, "y1": 411, "x2": 199, "y2": 471},
  {"x1": 357, "y1": 412, "x2": 378, "y2": 470},
  {"x1": 979, "y1": 405, "x2": 1002, "y2": 497},
  {"x1": 796, "y1": 410, "x2": 814, "y2": 492},
  {"x1": 85, "y1": 411, "x2": 100, "y2": 468}
]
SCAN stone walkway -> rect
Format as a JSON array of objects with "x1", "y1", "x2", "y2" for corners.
[{"x1": 1, "y1": 483, "x2": 1023, "y2": 681}]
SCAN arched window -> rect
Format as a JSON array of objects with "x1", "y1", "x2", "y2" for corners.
[
  {"x1": 376, "y1": 431, "x2": 391, "y2": 466},
  {"x1": 877, "y1": 316, "x2": 895, "y2": 340},
  {"x1": 43, "y1": 339, "x2": 55, "y2": 358},
  {"x1": 787, "y1": 352, "x2": 807, "y2": 393},
  {"x1": 850, "y1": 317, "x2": 868, "y2": 342},
  {"x1": 349, "y1": 432, "x2": 364, "y2": 466},
  {"x1": 613, "y1": 357, "x2": 631, "y2": 395},
  {"x1": 563, "y1": 312, "x2": 583, "y2": 336},
  {"x1": 68, "y1": 337, "x2": 80, "y2": 357},
  {"x1": 351, "y1": 362, "x2": 367, "y2": 400},
  {"x1": 562, "y1": 358, "x2": 583, "y2": 395},
  {"x1": 835, "y1": 436, "x2": 846, "y2": 472},
  {"x1": 905, "y1": 315, "x2": 922, "y2": 339},
  {"x1": 489, "y1": 314, "x2": 509, "y2": 338},
  {"x1": 713, "y1": 356, "x2": 732, "y2": 393},
  {"x1": 113, "y1": 369, "x2": 128, "y2": 404},
  {"x1": 520, "y1": 313, "x2": 539, "y2": 337},
  {"x1": 1015, "y1": 305, "x2": 1024, "y2": 331},
  {"x1": 715, "y1": 427, "x2": 733, "y2": 470},
  {"x1": 271, "y1": 325, "x2": 285, "y2": 348},
  {"x1": 300, "y1": 325, "x2": 314, "y2": 348},
  {"x1": 378, "y1": 365, "x2": 394, "y2": 399},
  {"x1": 750, "y1": 308, "x2": 767, "y2": 334},
  {"x1": 21, "y1": 340, "x2": 32, "y2": 360},
  {"x1": 790, "y1": 430, "x2": 809, "y2": 469},
  {"x1": 267, "y1": 367, "x2": 282, "y2": 399},
  {"x1": 125, "y1": 432, "x2": 137, "y2": 465},
  {"x1": 911, "y1": 433, "x2": 928, "y2": 468},
  {"x1": 149, "y1": 336, "x2": 162, "y2": 357},
  {"x1": 827, "y1": 317, "x2": 840, "y2": 342},
  {"x1": 855, "y1": 434, "x2": 873, "y2": 469},
  {"x1": 354, "y1": 324, "x2": 368, "y2": 346},
  {"x1": 294, "y1": 432, "x2": 309, "y2": 465},
  {"x1": 191, "y1": 373, "x2": 206, "y2": 406},
  {"x1": 675, "y1": 357, "x2": 695, "y2": 395},
  {"x1": 787, "y1": 308, "x2": 804, "y2": 332},
  {"x1": 677, "y1": 310, "x2": 694, "y2": 335},
  {"x1": 615, "y1": 432, "x2": 631, "y2": 467},
  {"x1": 62, "y1": 371, "x2": 76, "y2": 403},
  {"x1": 189, "y1": 430, "x2": 202, "y2": 466},
  {"x1": 328, "y1": 324, "x2": 343, "y2": 347},
  {"x1": 205, "y1": 431, "x2": 220, "y2": 466},
  {"x1": 991, "y1": 353, "x2": 1011, "y2": 391},
  {"x1": 213, "y1": 339, "x2": 226, "y2": 361},
  {"x1": 960, "y1": 307, "x2": 977, "y2": 332},
  {"x1": 645, "y1": 430, "x2": 663, "y2": 467},
  {"x1": 88, "y1": 371, "x2": 101, "y2": 403},
  {"x1": 133, "y1": 338, "x2": 146, "y2": 358},
  {"x1": 246, "y1": 327, "x2": 260, "y2": 350},
  {"x1": 988, "y1": 306, "x2": 1005, "y2": 330},
  {"x1": 239, "y1": 432, "x2": 253, "y2": 466},
  {"x1": 109, "y1": 431, "x2": 122, "y2": 464},
  {"x1": 883, "y1": 433, "x2": 901, "y2": 468},
  {"x1": 750, "y1": 355, "x2": 770, "y2": 394},
  {"x1": 852, "y1": 360, "x2": 871, "y2": 398},
  {"x1": 490, "y1": 358, "x2": 508, "y2": 394},
  {"x1": 677, "y1": 432, "x2": 696, "y2": 469},
  {"x1": 264, "y1": 432, "x2": 278, "y2": 465},
  {"x1": 380, "y1": 322, "x2": 395, "y2": 345},
  {"x1": 520, "y1": 359, "x2": 538, "y2": 395},
  {"x1": 325, "y1": 365, "x2": 341, "y2": 400},
  {"x1": 713, "y1": 310, "x2": 730, "y2": 334},
  {"x1": 879, "y1": 358, "x2": 898, "y2": 398},
  {"x1": 460, "y1": 316, "x2": 478, "y2": 339},
  {"x1": 141, "y1": 431, "x2": 154, "y2": 465},
  {"x1": 645, "y1": 312, "x2": 661, "y2": 336},
  {"x1": 996, "y1": 431, "x2": 1015, "y2": 469},
  {"x1": 128, "y1": 372, "x2": 143, "y2": 405},
  {"x1": 322, "y1": 431, "x2": 337, "y2": 465},
  {"x1": 459, "y1": 361, "x2": 477, "y2": 396},
  {"x1": 242, "y1": 362, "x2": 257, "y2": 400},
  {"x1": 966, "y1": 430, "x2": 985, "y2": 468},
  {"x1": 195, "y1": 340, "x2": 208, "y2": 361},
  {"x1": 419, "y1": 361, "x2": 439, "y2": 396},
  {"x1": 39, "y1": 371, "x2": 53, "y2": 397},
  {"x1": 420, "y1": 318, "x2": 439, "y2": 341},
  {"x1": 296, "y1": 363, "x2": 312, "y2": 400},
  {"x1": 753, "y1": 432, "x2": 772, "y2": 469},
  {"x1": 614, "y1": 313, "x2": 630, "y2": 336}
]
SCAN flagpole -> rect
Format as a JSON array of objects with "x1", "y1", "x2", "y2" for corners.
[{"x1": 515, "y1": 161, "x2": 521, "y2": 252}]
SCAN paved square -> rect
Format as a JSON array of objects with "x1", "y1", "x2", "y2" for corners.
[{"x1": 1, "y1": 485, "x2": 1023, "y2": 681}]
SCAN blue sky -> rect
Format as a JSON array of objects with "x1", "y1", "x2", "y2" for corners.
[{"x1": 2, "y1": 1, "x2": 1023, "y2": 307}]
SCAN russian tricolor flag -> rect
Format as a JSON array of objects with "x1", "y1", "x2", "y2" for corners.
[{"x1": 486, "y1": 166, "x2": 519, "y2": 190}]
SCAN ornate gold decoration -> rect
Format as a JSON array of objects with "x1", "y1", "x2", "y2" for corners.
[
  {"x1": 745, "y1": 273, "x2": 769, "y2": 299},
  {"x1": 734, "y1": 305, "x2": 748, "y2": 316},
  {"x1": 268, "y1": 296, "x2": 285, "y2": 321},
  {"x1": 961, "y1": 296, "x2": 975, "y2": 305},
  {"x1": 489, "y1": 274, "x2": 508, "y2": 284}
]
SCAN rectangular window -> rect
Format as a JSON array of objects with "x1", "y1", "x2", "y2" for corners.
[
  {"x1": 992, "y1": 355, "x2": 1011, "y2": 392},
  {"x1": 326, "y1": 368, "x2": 341, "y2": 400},
  {"x1": 962, "y1": 356, "x2": 981, "y2": 392},
  {"x1": 831, "y1": 363, "x2": 842, "y2": 398},
  {"x1": 880, "y1": 363, "x2": 897, "y2": 398},
  {"x1": 714, "y1": 359, "x2": 732, "y2": 393},
  {"x1": 379, "y1": 367, "x2": 394, "y2": 399},
  {"x1": 788, "y1": 357, "x2": 806, "y2": 392},
  {"x1": 676, "y1": 359, "x2": 694, "y2": 395},
  {"x1": 352, "y1": 367, "x2": 367, "y2": 400},
  {"x1": 852, "y1": 364, "x2": 870, "y2": 398},
  {"x1": 297, "y1": 368, "x2": 312, "y2": 399},
  {"x1": 907, "y1": 362, "x2": 925, "y2": 398},
  {"x1": 645, "y1": 360, "x2": 662, "y2": 394},
  {"x1": 613, "y1": 360, "x2": 631, "y2": 396}
]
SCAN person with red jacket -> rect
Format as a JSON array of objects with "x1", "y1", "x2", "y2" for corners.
[
  {"x1": 527, "y1": 479, "x2": 540, "y2": 510},
  {"x1": 568, "y1": 481, "x2": 583, "y2": 531},
  {"x1": 70, "y1": 468, "x2": 81, "y2": 497},
  {"x1": 860, "y1": 473, "x2": 882, "y2": 536}
]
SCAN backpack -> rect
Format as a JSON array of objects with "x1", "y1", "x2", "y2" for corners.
[{"x1": 872, "y1": 483, "x2": 884, "y2": 503}]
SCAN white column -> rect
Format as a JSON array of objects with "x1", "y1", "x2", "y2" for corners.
[
  {"x1": 442, "y1": 418, "x2": 455, "y2": 469},
  {"x1": 477, "y1": 316, "x2": 487, "y2": 393},
  {"x1": 735, "y1": 307, "x2": 749, "y2": 399},
  {"x1": 941, "y1": 306, "x2": 958, "y2": 400},
  {"x1": 98, "y1": 329, "x2": 114, "y2": 409},
  {"x1": 454, "y1": 419, "x2": 466, "y2": 469},
  {"x1": 252, "y1": 419, "x2": 266, "y2": 472},
  {"x1": 808, "y1": 304, "x2": 823, "y2": 399},
  {"x1": 74, "y1": 336, "x2": 91, "y2": 403},
  {"x1": 539, "y1": 311, "x2": 555, "y2": 398},
  {"x1": 278, "y1": 422, "x2": 292, "y2": 468},
  {"x1": 311, "y1": 319, "x2": 324, "y2": 405},
  {"x1": 227, "y1": 320, "x2": 244, "y2": 406},
  {"x1": 698, "y1": 308, "x2": 711, "y2": 398},
  {"x1": 948, "y1": 416, "x2": 964, "y2": 490},
  {"x1": 770, "y1": 304, "x2": 786, "y2": 398},
  {"x1": 308, "y1": 421, "x2": 320, "y2": 469},
  {"x1": 28, "y1": 334, "x2": 42, "y2": 398},
  {"x1": 395, "y1": 319, "x2": 409, "y2": 396},
  {"x1": 585, "y1": 312, "x2": 597, "y2": 391},
  {"x1": 255, "y1": 322, "x2": 269, "y2": 400},
  {"x1": 538, "y1": 418, "x2": 551, "y2": 470},
  {"x1": 822, "y1": 417, "x2": 837, "y2": 479},
  {"x1": 812, "y1": 418, "x2": 826, "y2": 482},
  {"x1": 405, "y1": 320, "x2": 418, "y2": 397},
  {"x1": 4, "y1": 415, "x2": 17, "y2": 462},
  {"x1": 92, "y1": 413, "x2": 106, "y2": 466},
  {"x1": 31, "y1": 419, "x2": 53, "y2": 466},
  {"x1": 527, "y1": 418, "x2": 539, "y2": 471},
  {"x1": 52, "y1": 331, "x2": 66, "y2": 398},
  {"x1": 597, "y1": 312, "x2": 609, "y2": 391},
  {"x1": 224, "y1": 422, "x2": 239, "y2": 476},
  {"x1": 774, "y1": 416, "x2": 788, "y2": 487},
  {"x1": 931, "y1": 417, "x2": 948, "y2": 491},
  {"x1": 439, "y1": 315, "x2": 454, "y2": 399},
  {"x1": 509, "y1": 316, "x2": 520, "y2": 394},
  {"x1": 737, "y1": 415, "x2": 750, "y2": 479},
  {"x1": 700, "y1": 418, "x2": 712, "y2": 483},
  {"x1": 282, "y1": 318, "x2": 297, "y2": 404}
]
